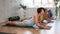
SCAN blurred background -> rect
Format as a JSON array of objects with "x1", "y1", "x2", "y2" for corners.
[{"x1": 0, "y1": 0, "x2": 60, "y2": 34}]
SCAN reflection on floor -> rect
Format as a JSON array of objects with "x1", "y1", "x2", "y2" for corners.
[
  {"x1": 55, "y1": 19, "x2": 60, "y2": 34},
  {"x1": 40, "y1": 20, "x2": 55, "y2": 34}
]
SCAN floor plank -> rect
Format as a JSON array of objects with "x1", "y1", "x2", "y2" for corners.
[{"x1": 0, "y1": 26, "x2": 40, "y2": 34}]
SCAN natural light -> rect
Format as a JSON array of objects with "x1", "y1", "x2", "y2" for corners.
[{"x1": 20, "y1": 0, "x2": 55, "y2": 8}]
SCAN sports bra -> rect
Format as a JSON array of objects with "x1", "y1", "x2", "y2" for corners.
[{"x1": 38, "y1": 15, "x2": 45, "y2": 24}]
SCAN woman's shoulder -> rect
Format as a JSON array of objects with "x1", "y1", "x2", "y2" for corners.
[
  {"x1": 33, "y1": 14, "x2": 39, "y2": 19},
  {"x1": 34, "y1": 14, "x2": 39, "y2": 18},
  {"x1": 34, "y1": 14, "x2": 38, "y2": 16}
]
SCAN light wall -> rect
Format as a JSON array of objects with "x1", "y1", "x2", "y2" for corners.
[
  {"x1": 0, "y1": 0, "x2": 20, "y2": 22},
  {"x1": 0, "y1": 0, "x2": 56, "y2": 23}
]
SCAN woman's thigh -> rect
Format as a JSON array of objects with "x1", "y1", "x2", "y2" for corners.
[{"x1": 16, "y1": 18, "x2": 35, "y2": 26}]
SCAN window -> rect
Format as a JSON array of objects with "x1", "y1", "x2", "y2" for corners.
[{"x1": 20, "y1": 0, "x2": 55, "y2": 8}]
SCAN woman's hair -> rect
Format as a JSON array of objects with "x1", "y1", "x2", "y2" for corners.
[
  {"x1": 37, "y1": 7, "x2": 45, "y2": 14},
  {"x1": 48, "y1": 10, "x2": 51, "y2": 12}
]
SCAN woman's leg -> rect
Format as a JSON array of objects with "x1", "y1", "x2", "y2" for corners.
[
  {"x1": 6, "y1": 18, "x2": 35, "y2": 26},
  {"x1": 26, "y1": 18, "x2": 35, "y2": 26},
  {"x1": 6, "y1": 21, "x2": 17, "y2": 25},
  {"x1": 6, "y1": 21, "x2": 30, "y2": 26}
]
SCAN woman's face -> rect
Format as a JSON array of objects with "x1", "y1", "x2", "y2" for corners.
[{"x1": 40, "y1": 9, "x2": 45, "y2": 14}]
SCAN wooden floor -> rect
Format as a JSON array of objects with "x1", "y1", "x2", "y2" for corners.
[
  {"x1": 0, "y1": 20, "x2": 56, "y2": 34},
  {"x1": 0, "y1": 26, "x2": 40, "y2": 34}
]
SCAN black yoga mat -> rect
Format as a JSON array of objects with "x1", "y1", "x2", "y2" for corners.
[
  {"x1": 5, "y1": 24, "x2": 52, "y2": 30},
  {"x1": 5, "y1": 24, "x2": 33, "y2": 28}
]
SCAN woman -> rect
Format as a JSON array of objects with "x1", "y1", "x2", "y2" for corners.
[
  {"x1": 33, "y1": 7, "x2": 52, "y2": 29},
  {"x1": 6, "y1": 7, "x2": 51, "y2": 29},
  {"x1": 45, "y1": 8, "x2": 53, "y2": 20}
]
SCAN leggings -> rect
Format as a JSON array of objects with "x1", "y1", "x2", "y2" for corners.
[{"x1": 16, "y1": 18, "x2": 48, "y2": 29}]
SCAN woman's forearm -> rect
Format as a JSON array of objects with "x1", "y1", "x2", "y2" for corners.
[{"x1": 36, "y1": 22, "x2": 48, "y2": 28}]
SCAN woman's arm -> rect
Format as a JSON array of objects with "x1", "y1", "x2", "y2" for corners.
[{"x1": 34, "y1": 15, "x2": 48, "y2": 28}]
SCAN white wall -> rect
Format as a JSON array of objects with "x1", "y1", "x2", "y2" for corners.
[
  {"x1": 0, "y1": 0, "x2": 21, "y2": 22},
  {"x1": 17, "y1": 8, "x2": 37, "y2": 20},
  {"x1": 0, "y1": 0, "x2": 56, "y2": 22},
  {"x1": 18, "y1": 8, "x2": 56, "y2": 21},
  {"x1": 0, "y1": 0, "x2": 6, "y2": 22}
]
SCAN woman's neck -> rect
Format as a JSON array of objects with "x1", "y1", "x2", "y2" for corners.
[{"x1": 38, "y1": 13, "x2": 42, "y2": 16}]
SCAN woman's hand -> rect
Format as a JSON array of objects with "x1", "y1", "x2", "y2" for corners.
[
  {"x1": 39, "y1": 25, "x2": 49, "y2": 29},
  {"x1": 43, "y1": 26, "x2": 49, "y2": 29}
]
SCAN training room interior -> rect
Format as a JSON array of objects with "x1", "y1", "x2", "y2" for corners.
[{"x1": 0, "y1": 0, "x2": 60, "y2": 34}]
